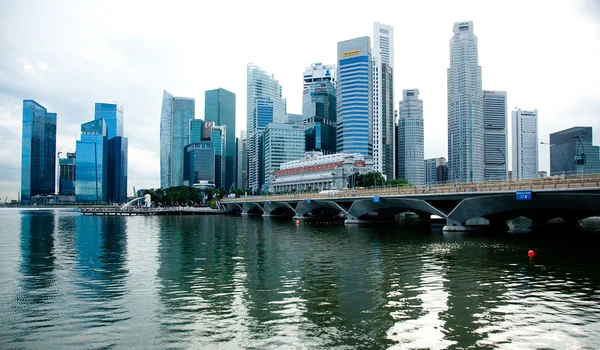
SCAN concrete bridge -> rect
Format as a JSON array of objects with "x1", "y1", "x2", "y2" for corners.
[{"x1": 221, "y1": 176, "x2": 600, "y2": 231}]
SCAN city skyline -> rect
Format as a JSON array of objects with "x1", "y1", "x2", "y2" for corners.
[{"x1": 1, "y1": 0, "x2": 599, "y2": 199}]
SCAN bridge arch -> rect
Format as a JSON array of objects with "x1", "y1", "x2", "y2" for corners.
[
  {"x1": 263, "y1": 201, "x2": 296, "y2": 217},
  {"x1": 447, "y1": 193, "x2": 600, "y2": 227},
  {"x1": 346, "y1": 198, "x2": 447, "y2": 223},
  {"x1": 295, "y1": 200, "x2": 348, "y2": 220}
]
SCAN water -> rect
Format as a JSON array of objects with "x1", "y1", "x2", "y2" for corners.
[{"x1": 1, "y1": 209, "x2": 600, "y2": 349}]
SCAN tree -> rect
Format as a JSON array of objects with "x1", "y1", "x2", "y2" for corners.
[
  {"x1": 387, "y1": 178, "x2": 409, "y2": 187},
  {"x1": 355, "y1": 172, "x2": 386, "y2": 187}
]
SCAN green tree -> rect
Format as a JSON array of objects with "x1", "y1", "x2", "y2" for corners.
[{"x1": 356, "y1": 172, "x2": 386, "y2": 187}]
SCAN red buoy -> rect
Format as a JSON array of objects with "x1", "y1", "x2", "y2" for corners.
[
  {"x1": 296, "y1": 220, "x2": 300, "y2": 225},
  {"x1": 528, "y1": 250, "x2": 535, "y2": 258}
]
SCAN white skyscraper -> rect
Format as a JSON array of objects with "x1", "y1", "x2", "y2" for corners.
[
  {"x1": 372, "y1": 22, "x2": 395, "y2": 180},
  {"x1": 246, "y1": 63, "x2": 287, "y2": 193},
  {"x1": 483, "y1": 91, "x2": 508, "y2": 180},
  {"x1": 447, "y1": 21, "x2": 484, "y2": 183},
  {"x1": 512, "y1": 109, "x2": 539, "y2": 180},
  {"x1": 398, "y1": 89, "x2": 424, "y2": 185}
]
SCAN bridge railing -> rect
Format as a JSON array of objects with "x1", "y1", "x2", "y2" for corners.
[{"x1": 221, "y1": 174, "x2": 600, "y2": 203}]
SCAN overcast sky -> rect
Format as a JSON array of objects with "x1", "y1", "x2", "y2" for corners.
[{"x1": 1, "y1": 0, "x2": 599, "y2": 200}]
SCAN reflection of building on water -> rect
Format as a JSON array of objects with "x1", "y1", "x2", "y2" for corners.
[
  {"x1": 75, "y1": 216, "x2": 128, "y2": 301},
  {"x1": 19, "y1": 212, "x2": 56, "y2": 292}
]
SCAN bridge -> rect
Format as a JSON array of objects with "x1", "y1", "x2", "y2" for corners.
[{"x1": 220, "y1": 175, "x2": 600, "y2": 231}]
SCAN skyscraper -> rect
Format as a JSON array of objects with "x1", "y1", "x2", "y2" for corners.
[
  {"x1": 237, "y1": 130, "x2": 247, "y2": 190},
  {"x1": 95, "y1": 102, "x2": 128, "y2": 203},
  {"x1": 483, "y1": 91, "x2": 508, "y2": 181},
  {"x1": 21, "y1": 100, "x2": 57, "y2": 202},
  {"x1": 76, "y1": 119, "x2": 108, "y2": 203},
  {"x1": 397, "y1": 89, "x2": 424, "y2": 185},
  {"x1": 59, "y1": 152, "x2": 76, "y2": 196},
  {"x1": 511, "y1": 109, "x2": 539, "y2": 180},
  {"x1": 247, "y1": 64, "x2": 286, "y2": 193},
  {"x1": 211, "y1": 125, "x2": 226, "y2": 188},
  {"x1": 549, "y1": 126, "x2": 600, "y2": 176},
  {"x1": 205, "y1": 88, "x2": 236, "y2": 189},
  {"x1": 337, "y1": 37, "x2": 372, "y2": 156},
  {"x1": 373, "y1": 22, "x2": 395, "y2": 180},
  {"x1": 160, "y1": 90, "x2": 195, "y2": 188},
  {"x1": 447, "y1": 21, "x2": 484, "y2": 183},
  {"x1": 302, "y1": 65, "x2": 337, "y2": 155}
]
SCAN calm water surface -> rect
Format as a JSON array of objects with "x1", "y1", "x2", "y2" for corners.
[{"x1": 1, "y1": 209, "x2": 600, "y2": 349}]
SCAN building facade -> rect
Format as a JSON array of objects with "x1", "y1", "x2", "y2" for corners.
[
  {"x1": 483, "y1": 91, "x2": 508, "y2": 180},
  {"x1": 237, "y1": 130, "x2": 247, "y2": 190},
  {"x1": 263, "y1": 123, "x2": 306, "y2": 191},
  {"x1": 246, "y1": 64, "x2": 286, "y2": 193},
  {"x1": 447, "y1": 21, "x2": 484, "y2": 183},
  {"x1": 270, "y1": 152, "x2": 374, "y2": 193},
  {"x1": 511, "y1": 109, "x2": 539, "y2": 180},
  {"x1": 424, "y1": 158, "x2": 437, "y2": 185},
  {"x1": 21, "y1": 100, "x2": 57, "y2": 202},
  {"x1": 211, "y1": 125, "x2": 226, "y2": 188},
  {"x1": 398, "y1": 89, "x2": 424, "y2": 186},
  {"x1": 95, "y1": 102, "x2": 128, "y2": 203},
  {"x1": 303, "y1": 62, "x2": 335, "y2": 88},
  {"x1": 372, "y1": 22, "x2": 395, "y2": 181},
  {"x1": 205, "y1": 88, "x2": 236, "y2": 189},
  {"x1": 303, "y1": 76, "x2": 337, "y2": 155},
  {"x1": 59, "y1": 152, "x2": 76, "y2": 196},
  {"x1": 76, "y1": 119, "x2": 108, "y2": 203},
  {"x1": 336, "y1": 37, "x2": 372, "y2": 156},
  {"x1": 549, "y1": 126, "x2": 600, "y2": 176},
  {"x1": 160, "y1": 90, "x2": 195, "y2": 188},
  {"x1": 248, "y1": 98, "x2": 274, "y2": 193},
  {"x1": 184, "y1": 142, "x2": 215, "y2": 186}
]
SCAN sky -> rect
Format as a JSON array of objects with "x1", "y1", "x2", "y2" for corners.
[{"x1": 1, "y1": 0, "x2": 599, "y2": 201}]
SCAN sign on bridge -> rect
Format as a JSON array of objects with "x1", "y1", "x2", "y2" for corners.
[
  {"x1": 373, "y1": 196, "x2": 380, "y2": 203},
  {"x1": 516, "y1": 190, "x2": 532, "y2": 201}
]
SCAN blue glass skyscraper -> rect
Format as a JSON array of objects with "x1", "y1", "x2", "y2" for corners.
[
  {"x1": 302, "y1": 79, "x2": 337, "y2": 154},
  {"x1": 205, "y1": 88, "x2": 236, "y2": 189},
  {"x1": 160, "y1": 90, "x2": 195, "y2": 188},
  {"x1": 336, "y1": 37, "x2": 372, "y2": 156},
  {"x1": 249, "y1": 98, "x2": 274, "y2": 192},
  {"x1": 21, "y1": 100, "x2": 57, "y2": 202},
  {"x1": 76, "y1": 119, "x2": 108, "y2": 203},
  {"x1": 95, "y1": 103, "x2": 128, "y2": 203}
]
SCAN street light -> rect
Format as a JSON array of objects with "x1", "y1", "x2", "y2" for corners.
[
  {"x1": 574, "y1": 136, "x2": 586, "y2": 175},
  {"x1": 541, "y1": 141, "x2": 568, "y2": 178}
]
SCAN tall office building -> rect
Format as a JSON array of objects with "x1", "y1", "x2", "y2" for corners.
[
  {"x1": 237, "y1": 130, "x2": 247, "y2": 190},
  {"x1": 21, "y1": 100, "x2": 57, "y2": 202},
  {"x1": 205, "y1": 88, "x2": 236, "y2": 189},
  {"x1": 302, "y1": 66, "x2": 337, "y2": 155},
  {"x1": 337, "y1": 37, "x2": 372, "y2": 156},
  {"x1": 372, "y1": 22, "x2": 395, "y2": 180},
  {"x1": 511, "y1": 109, "x2": 539, "y2": 180},
  {"x1": 285, "y1": 113, "x2": 303, "y2": 124},
  {"x1": 248, "y1": 98, "x2": 274, "y2": 192},
  {"x1": 424, "y1": 158, "x2": 437, "y2": 185},
  {"x1": 483, "y1": 91, "x2": 508, "y2": 181},
  {"x1": 247, "y1": 64, "x2": 286, "y2": 193},
  {"x1": 447, "y1": 21, "x2": 484, "y2": 183},
  {"x1": 95, "y1": 102, "x2": 128, "y2": 203},
  {"x1": 160, "y1": 90, "x2": 195, "y2": 188},
  {"x1": 211, "y1": 125, "x2": 226, "y2": 188},
  {"x1": 549, "y1": 126, "x2": 600, "y2": 176},
  {"x1": 76, "y1": 119, "x2": 108, "y2": 203},
  {"x1": 59, "y1": 152, "x2": 76, "y2": 196},
  {"x1": 184, "y1": 142, "x2": 215, "y2": 186},
  {"x1": 263, "y1": 123, "x2": 306, "y2": 191},
  {"x1": 397, "y1": 89, "x2": 424, "y2": 186}
]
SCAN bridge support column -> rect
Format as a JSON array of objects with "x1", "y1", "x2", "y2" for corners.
[{"x1": 443, "y1": 219, "x2": 467, "y2": 232}]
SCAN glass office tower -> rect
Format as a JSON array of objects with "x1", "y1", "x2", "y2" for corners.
[
  {"x1": 336, "y1": 37, "x2": 372, "y2": 156},
  {"x1": 398, "y1": 89, "x2": 424, "y2": 185},
  {"x1": 549, "y1": 126, "x2": 600, "y2": 176},
  {"x1": 21, "y1": 100, "x2": 57, "y2": 203},
  {"x1": 184, "y1": 142, "x2": 215, "y2": 186},
  {"x1": 205, "y1": 88, "x2": 236, "y2": 189},
  {"x1": 95, "y1": 102, "x2": 128, "y2": 203},
  {"x1": 249, "y1": 98, "x2": 274, "y2": 192},
  {"x1": 160, "y1": 90, "x2": 195, "y2": 188},
  {"x1": 76, "y1": 119, "x2": 108, "y2": 203},
  {"x1": 211, "y1": 126, "x2": 226, "y2": 189},
  {"x1": 302, "y1": 80, "x2": 337, "y2": 154},
  {"x1": 59, "y1": 152, "x2": 76, "y2": 195}
]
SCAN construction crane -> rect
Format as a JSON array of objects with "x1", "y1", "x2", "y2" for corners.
[{"x1": 3, "y1": 196, "x2": 7, "y2": 204}]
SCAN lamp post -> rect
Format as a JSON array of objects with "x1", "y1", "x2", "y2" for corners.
[{"x1": 541, "y1": 142, "x2": 568, "y2": 178}]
